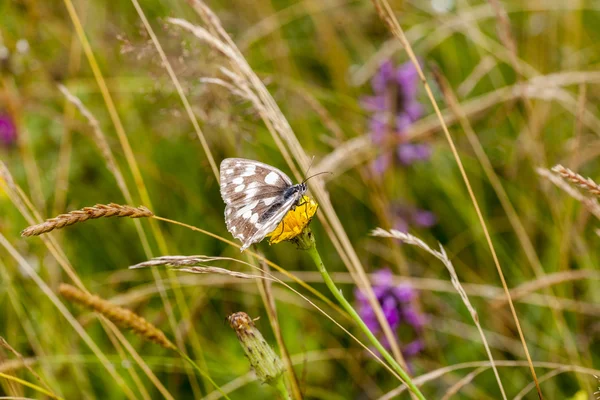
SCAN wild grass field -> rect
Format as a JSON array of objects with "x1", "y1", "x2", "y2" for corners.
[{"x1": 1, "y1": 0, "x2": 599, "y2": 398}]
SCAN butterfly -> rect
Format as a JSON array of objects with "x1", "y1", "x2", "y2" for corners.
[{"x1": 219, "y1": 158, "x2": 307, "y2": 251}]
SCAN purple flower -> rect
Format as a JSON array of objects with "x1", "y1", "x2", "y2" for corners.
[
  {"x1": 397, "y1": 143, "x2": 431, "y2": 165},
  {"x1": 361, "y1": 60, "x2": 431, "y2": 173},
  {"x1": 355, "y1": 268, "x2": 425, "y2": 357},
  {"x1": 0, "y1": 114, "x2": 17, "y2": 147},
  {"x1": 392, "y1": 203, "x2": 437, "y2": 233}
]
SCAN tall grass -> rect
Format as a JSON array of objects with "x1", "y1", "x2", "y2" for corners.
[{"x1": 1, "y1": 0, "x2": 599, "y2": 398}]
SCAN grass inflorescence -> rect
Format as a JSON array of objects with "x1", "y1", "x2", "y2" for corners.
[
  {"x1": 2, "y1": 0, "x2": 600, "y2": 399},
  {"x1": 21, "y1": 204, "x2": 153, "y2": 237},
  {"x1": 59, "y1": 283, "x2": 175, "y2": 350}
]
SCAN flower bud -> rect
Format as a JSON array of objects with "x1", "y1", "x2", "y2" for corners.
[{"x1": 227, "y1": 312, "x2": 284, "y2": 385}]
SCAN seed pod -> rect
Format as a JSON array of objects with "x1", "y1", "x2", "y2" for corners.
[{"x1": 227, "y1": 312, "x2": 284, "y2": 385}]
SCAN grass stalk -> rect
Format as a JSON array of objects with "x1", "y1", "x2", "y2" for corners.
[
  {"x1": 0, "y1": 371, "x2": 64, "y2": 400},
  {"x1": 301, "y1": 231, "x2": 426, "y2": 399},
  {"x1": 274, "y1": 377, "x2": 292, "y2": 400},
  {"x1": 369, "y1": 0, "x2": 543, "y2": 396}
]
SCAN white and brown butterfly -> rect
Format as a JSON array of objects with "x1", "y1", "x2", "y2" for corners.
[{"x1": 219, "y1": 158, "x2": 307, "y2": 251}]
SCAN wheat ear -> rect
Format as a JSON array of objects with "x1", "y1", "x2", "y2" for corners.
[
  {"x1": 21, "y1": 203, "x2": 153, "y2": 237},
  {"x1": 59, "y1": 283, "x2": 175, "y2": 350}
]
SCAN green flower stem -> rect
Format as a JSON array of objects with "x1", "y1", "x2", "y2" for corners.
[
  {"x1": 274, "y1": 376, "x2": 292, "y2": 400},
  {"x1": 297, "y1": 230, "x2": 426, "y2": 400}
]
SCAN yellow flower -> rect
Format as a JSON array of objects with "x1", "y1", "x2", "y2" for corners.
[{"x1": 267, "y1": 196, "x2": 318, "y2": 245}]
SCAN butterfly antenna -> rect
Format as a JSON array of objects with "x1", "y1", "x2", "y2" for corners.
[
  {"x1": 304, "y1": 156, "x2": 316, "y2": 179},
  {"x1": 302, "y1": 171, "x2": 332, "y2": 184}
]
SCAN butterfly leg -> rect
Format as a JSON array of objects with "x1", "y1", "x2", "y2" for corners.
[
  {"x1": 295, "y1": 197, "x2": 310, "y2": 221},
  {"x1": 293, "y1": 197, "x2": 307, "y2": 211},
  {"x1": 277, "y1": 218, "x2": 286, "y2": 237}
]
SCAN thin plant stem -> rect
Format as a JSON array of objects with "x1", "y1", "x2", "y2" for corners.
[
  {"x1": 274, "y1": 376, "x2": 292, "y2": 400},
  {"x1": 369, "y1": 1, "x2": 542, "y2": 397},
  {"x1": 176, "y1": 350, "x2": 232, "y2": 400},
  {"x1": 304, "y1": 239, "x2": 426, "y2": 400},
  {"x1": 0, "y1": 371, "x2": 64, "y2": 400}
]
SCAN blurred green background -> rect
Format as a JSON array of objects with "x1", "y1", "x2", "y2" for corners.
[{"x1": 1, "y1": 0, "x2": 599, "y2": 398}]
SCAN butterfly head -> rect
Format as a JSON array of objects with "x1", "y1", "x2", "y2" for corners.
[
  {"x1": 284, "y1": 182, "x2": 307, "y2": 202},
  {"x1": 299, "y1": 182, "x2": 307, "y2": 194}
]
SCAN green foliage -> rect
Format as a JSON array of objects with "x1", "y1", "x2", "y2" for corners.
[{"x1": 1, "y1": 0, "x2": 599, "y2": 398}]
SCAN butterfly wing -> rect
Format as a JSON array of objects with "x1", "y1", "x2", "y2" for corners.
[{"x1": 220, "y1": 158, "x2": 297, "y2": 251}]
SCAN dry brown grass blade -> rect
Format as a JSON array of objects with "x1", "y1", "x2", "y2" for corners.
[
  {"x1": 204, "y1": 348, "x2": 364, "y2": 400},
  {"x1": 372, "y1": 228, "x2": 507, "y2": 399},
  {"x1": 0, "y1": 233, "x2": 138, "y2": 400},
  {"x1": 432, "y1": 66, "x2": 586, "y2": 387},
  {"x1": 130, "y1": 256, "x2": 269, "y2": 280},
  {"x1": 59, "y1": 283, "x2": 176, "y2": 351},
  {"x1": 57, "y1": 85, "x2": 133, "y2": 203},
  {"x1": 0, "y1": 337, "x2": 55, "y2": 396},
  {"x1": 491, "y1": 269, "x2": 600, "y2": 308},
  {"x1": 130, "y1": 0, "x2": 219, "y2": 180},
  {"x1": 168, "y1": 5, "x2": 409, "y2": 370},
  {"x1": 369, "y1": 0, "x2": 542, "y2": 396},
  {"x1": 128, "y1": 248, "x2": 405, "y2": 382},
  {"x1": 60, "y1": 8, "x2": 200, "y2": 391},
  {"x1": 254, "y1": 255, "x2": 302, "y2": 399},
  {"x1": 380, "y1": 360, "x2": 600, "y2": 400},
  {"x1": 440, "y1": 367, "x2": 487, "y2": 400},
  {"x1": 112, "y1": 270, "x2": 600, "y2": 317},
  {"x1": 316, "y1": 72, "x2": 600, "y2": 179},
  {"x1": 486, "y1": 0, "x2": 523, "y2": 78},
  {"x1": 2, "y1": 161, "x2": 173, "y2": 399},
  {"x1": 2, "y1": 162, "x2": 171, "y2": 399},
  {"x1": 513, "y1": 368, "x2": 568, "y2": 400},
  {"x1": 21, "y1": 203, "x2": 153, "y2": 237},
  {"x1": 0, "y1": 358, "x2": 36, "y2": 374}
]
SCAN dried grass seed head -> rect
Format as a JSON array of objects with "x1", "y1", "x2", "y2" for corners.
[
  {"x1": 21, "y1": 203, "x2": 153, "y2": 237},
  {"x1": 59, "y1": 283, "x2": 175, "y2": 350}
]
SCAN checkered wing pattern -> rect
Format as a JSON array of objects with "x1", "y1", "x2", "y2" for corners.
[{"x1": 220, "y1": 158, "x2": 299, "y2": 251}]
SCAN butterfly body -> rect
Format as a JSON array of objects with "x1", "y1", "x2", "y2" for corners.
[{"x1": 219, "y1": 158, "x2": 307, "y2": 251}]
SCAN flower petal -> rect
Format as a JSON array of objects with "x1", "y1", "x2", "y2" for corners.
[
  {"x1": 369, "y1": 116, "x2": 388, "y2": 143},
  {"x1": 0, "y1": 114, "x2": 17, "y2": 146},
  {"x1": 403, "y1": 339, "x2": 424, "y2": 356},
  {"x1": 372, "y1": 60, "x2": 395, "y2": 93},
  {"x1": 403, "y1": 307, "x2": 425, "y2": 328},
  {"x1": 267, "y1": 196, "x2": 318, "y2": 244},
  {"x1": 413, "y1": 209, "x2": 437, "y2": 227},
  {"x1": 397, "y1": 143, "x2": 431, "y2": 165},
  {"x1": 371, "y1": 152, "x2": 392, "y2": 175},
  {"x1": 396, "y1": 61, "x2": 419, "y2": 96},
  {"x1": 360, "y1": 95, "x2": 387, "y2": 112},
  {"x1": 393, "y1": 218, "x2": 409, "y2": 233},
  {"x1": 382, "y1": 297, "x2": 401, "y2": 328},
  {"x1": 372, "y1": 268, "x2": 394, "y2": 284},
  {"x1": 393, "y1": 284, "x2": 416, "y2": 302},
  {"x1": 395, "y1": 114, "x2": 412, "y2": 134},
  {"x1": 404, "y1": 102, "x2": 423, "y2": 121}
]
